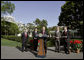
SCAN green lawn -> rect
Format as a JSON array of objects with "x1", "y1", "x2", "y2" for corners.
[{"x1": 1, "y1": 38, "x2": 22, "y2": 47}]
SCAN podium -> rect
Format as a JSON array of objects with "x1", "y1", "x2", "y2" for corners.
[
  {"x1": 37, "y1": 34, "x2": 47, "y2": 58},
  {"x1": 37, "y1": 38, "x2": 45, "y2": 57}
]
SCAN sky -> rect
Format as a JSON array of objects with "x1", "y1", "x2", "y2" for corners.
[{"x1": 11, "y1": 1, "x2": 65, "y2": 27}]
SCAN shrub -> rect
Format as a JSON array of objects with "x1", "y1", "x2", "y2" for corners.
[
  {"x1": 1, "y1": 20, "x2": 20, "y2": 35},
  {"x1": 28, "y1": 39, "x2": 34, "y2": 49},
  {"x1": 69, "y1": 40, "x2": 83, "y2": 51},
  {"x1": 47, "y1": 37, "x2": 64, "y2": 47},
  {"x1": 1, "y1": 35, "x2": 33, "y2": 44},
  {"x1": 48, "y1": 38, "x2": 55, "y2": 46},
  {"x1": 1, "y1": 35, "x2": 22, "y2": 42},
  {"x1": 47, "y1": 40, "x2": 54, "y2": 47}
]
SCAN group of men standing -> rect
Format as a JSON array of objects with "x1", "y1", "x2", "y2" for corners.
[
  {"x1": 55, "y1": 26, "x2": 70, "y2": 54},
  {"x1": 32, "y1": 26, "x2": 48, "y2": 54},
  {"x1": 21, "y1": 26, "x2": 47, "y2": 54},
  {"x1": 21, "y1": 26, "x2": 70, "y2": 54}
]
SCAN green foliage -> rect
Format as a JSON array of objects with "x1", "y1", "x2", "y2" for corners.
[
  {"x1": 58, "y1": 1, "x2": 83, "y2": 38},
  {"x1": 47, "y1": 38, "x2": 55, "y2": 47},
  {"x1": 26, "y1": 23, "x2": 35, "y2": 32},
  {"x1": 28, "y1": 40, "x2": 34, "y2": 49},
  {"x1": 1, "y1": 35, "x2": 22, "y2": 42},
  {"x1": 33, "y1": 18, "x2": 41, "y2": 26},
  {"x1": 1, "y1": 20, "x2": 20, "y2": 35},
  {"x1": 1, "y1": 35, "x2": 33, "y2": 44},
  {"x1": 27, "y1": 37, "x2": 33, "y2": 43},
  {"x1": 47, "y1": 41, "x2": 54, "y2": 47},
  {"x1": 70, "y1": 39, "x2": 83, "y2": 51},
  {"x1": 9, "y1": 22, "x2": 19, "y2": 35},
  {"x1": 1, "y1": 1, "x2": 15, "y2": 15},
  {"x1": 48, "y1": 26, "x2": 56, "y2": 32},
  {"x1": 41, "y1": 19, "x2": 48, "y2": 27},
  {"x1": 33, "y1": 18, "x2": 48, "y2": 32}
]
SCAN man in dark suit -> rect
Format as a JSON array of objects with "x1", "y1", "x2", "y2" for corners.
[
  {"x1": 62, "y1": 26, "x2": 70, "y2": 54},
  {"x1": 41, "y1": 26, "x2": 48, "y2": 54},
  {"x1": 55, "y1": 26, "x2": 61, "y2": 53},
  {"x1": 21, "y1": 29, "x2": 29, "y2": 52},
  {"x1": 33, "y1": 28, "x2": 38, "y2": 51}
]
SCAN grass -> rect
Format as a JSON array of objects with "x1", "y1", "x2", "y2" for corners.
[{"x1": 1, "y1": 38, "x2": 22, "y2": 47}]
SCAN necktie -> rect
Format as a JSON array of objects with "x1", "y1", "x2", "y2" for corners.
[
  {"x1": 43, "y1": 31, "x2": 45, "y2": 34},
  {"x1": 25, "y1": 32, "x2": 27, "y2": 38}
]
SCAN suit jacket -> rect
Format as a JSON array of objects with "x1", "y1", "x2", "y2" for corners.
[
  {"x1": 32, "y1": 31, "x2": 39, "y2": 39},
  {"x1": 40, "y1": 30, "x2": 48, "y2": 39},
  {"x1": 21, "y1": 32, "x2": 29, "y2": 43},
  {"x1": 62, "y1": 30, "x2": 70, "y2": 42},
  {"x1": 55, "y1": 31, "x2": 61, "y2": 41}
]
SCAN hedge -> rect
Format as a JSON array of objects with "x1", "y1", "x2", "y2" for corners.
[
  {"x1": 1, "y1": 35, "x2": 22, "y2": 42},
  {"x1": 1, "y1": 35, "x2": 34, "y2": 43}
]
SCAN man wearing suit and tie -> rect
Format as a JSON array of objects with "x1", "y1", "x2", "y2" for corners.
[
  {"x1": 55, "y1": 26, "x2": 61, "y2": 53},
  {"x1": 33, "y1": 28, "x2": 38, "y2": 51},
  {"x1": 21, "y1": 29, "x2": 29, "y2": 52},
  {"x1": 62, "y1": 26, "x2": 70, "y2": 54}
]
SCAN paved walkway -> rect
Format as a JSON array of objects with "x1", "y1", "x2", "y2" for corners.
[{"x1": 1, "y1": 46, "x2": 83, "y2": 59}]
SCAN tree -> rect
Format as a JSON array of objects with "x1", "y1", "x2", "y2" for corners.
[
  {"x1": 1, "y1": 1, "x2": 15, "y2": 15},
  {"x1": 58, "y1": 1, "x2": 83, "y2": 37},
  {"x1": 27, "y1": 23, "x2": 35, "y2": 32},
  {"x1": 10, "y1": 23, "x2": 19, "y2": 35},
  {"x1": 33, "y1": 18, "x2": 41, "y2": 26},
  {"x1": 58, "y1": 1, "x2": 83, "y2": 28},
  {"x1": 33, "y1": 18, "x2": 48, "y2": 32},
  {"x1": 41, "y1": 19, "x2": 48, "y2": 27},
  {"x1": 1, "y1": 17, "x2": 6, "y2": 35},
  {"x1": 1, "y1": 21, "x2": 19, "y2": 35}
]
